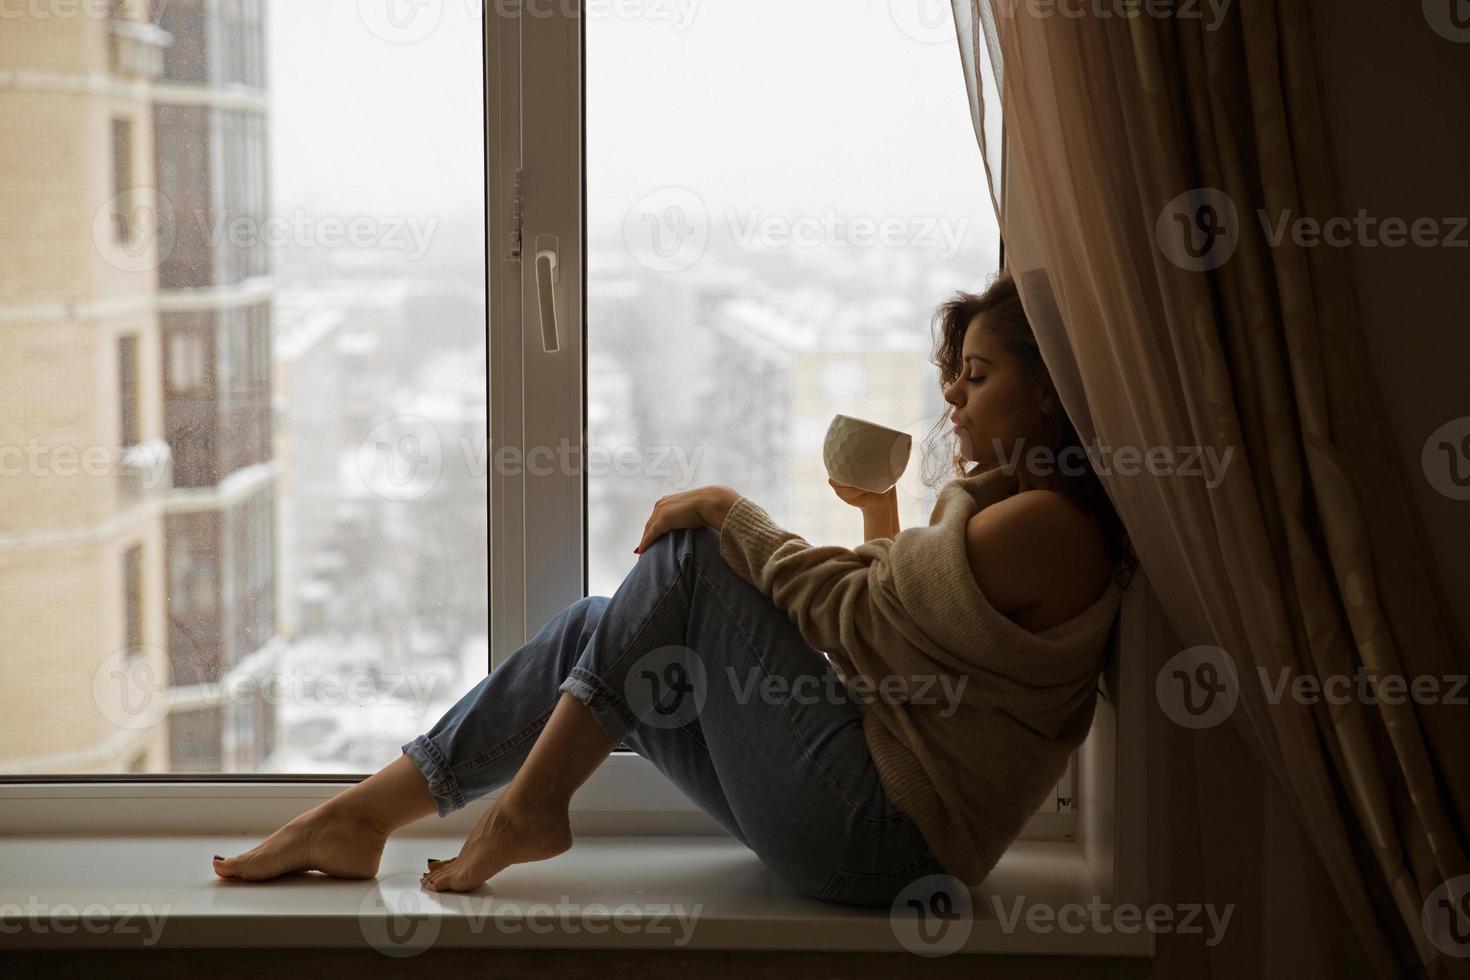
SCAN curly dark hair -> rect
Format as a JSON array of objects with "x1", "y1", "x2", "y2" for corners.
[{"x1": 916, "y1": 268, "x2": 1137, "y2": 589}]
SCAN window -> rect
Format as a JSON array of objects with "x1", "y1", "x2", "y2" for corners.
[
  {"x1": 167, "y1": 331, "x2": 208, "y2": 393},
  {"x1": 118, "y1": 334, "x2": 141, "y2": 448},
  {"x1": 583, "y1": 1, "x2": 1001, "y2": 596},
  {"x1": 2, "y1": 2, "x2": 1056, "y2": 845},
  {"x1": 111, "y1": 117, "x2": 133, "y2": 242},
  {"x1": 1, "y1": 2, "x2": 485, "y2": 777},
  {"x1": 123, "y1": 543, "x2": 145, "y2": 652}
]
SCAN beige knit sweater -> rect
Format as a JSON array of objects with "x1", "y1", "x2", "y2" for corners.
[{"x1": 718, "y1": 464, "x2": 1125, "y2": 885}]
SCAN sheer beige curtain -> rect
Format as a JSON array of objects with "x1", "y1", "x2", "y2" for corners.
[{"x1": 948, "y1": 1, "x2": 1470, "y2": 977}]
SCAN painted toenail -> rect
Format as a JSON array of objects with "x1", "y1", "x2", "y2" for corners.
[{"x1": 213, "y1": 855, "x2": 224, "y2": 860}]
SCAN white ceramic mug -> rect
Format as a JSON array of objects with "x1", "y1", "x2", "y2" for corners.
[{"x1": 822, "y1": 414, "x2": 912, "y2": 494}]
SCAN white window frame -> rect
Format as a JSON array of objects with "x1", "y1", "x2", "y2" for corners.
[{"x1": 1, "y1": 1, "x2": 1080, "y2": 844}]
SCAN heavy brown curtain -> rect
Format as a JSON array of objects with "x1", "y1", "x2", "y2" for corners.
[{"x1": 948, "y1": 1, "x2": 1470, "y2": 977}]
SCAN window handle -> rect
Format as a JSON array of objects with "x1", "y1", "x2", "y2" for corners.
[{"x1": 534, "y1": 235, "x2": 560, "y2": 353}]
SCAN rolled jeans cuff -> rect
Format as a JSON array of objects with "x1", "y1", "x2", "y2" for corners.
[
  {"x1": 558, "y1": 666, "x2": 639, "y2": 746},
  {"x1": 401, "y1": 734, "x2": 466, "y2": 817}
]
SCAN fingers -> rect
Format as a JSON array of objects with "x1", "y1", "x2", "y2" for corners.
[{"x1": 635, "y1": 517, "x2": 660, "y2": 555}]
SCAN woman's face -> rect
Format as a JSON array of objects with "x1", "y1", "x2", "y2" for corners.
[{"x1": 942, "y1": 315, "x2": 1051, "y2": 466}]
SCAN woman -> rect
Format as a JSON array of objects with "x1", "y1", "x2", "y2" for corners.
[{"x1": 212, "y1": 268, "x2": 1135, "y2": 906}]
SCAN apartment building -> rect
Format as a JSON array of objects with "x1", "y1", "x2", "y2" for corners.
[{"x1": 0, "y1": 0, "x2": 276, "y2": 773}]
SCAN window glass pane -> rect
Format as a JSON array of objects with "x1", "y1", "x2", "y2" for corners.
[
  {"x1": 0, "y1": 1, "x2": 485, "y2": 775},
  {"x1": 587, "y1": 1, "x2": 1001, "y2": 597}
]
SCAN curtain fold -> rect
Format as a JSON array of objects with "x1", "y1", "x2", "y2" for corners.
[{"x1": 949, "y1": 2, "x2": 1470, "y2": 977}]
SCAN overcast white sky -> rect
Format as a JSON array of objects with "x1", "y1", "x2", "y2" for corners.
[{"x1": 267, "y1": 0, "x2": 992, "y2": 233}]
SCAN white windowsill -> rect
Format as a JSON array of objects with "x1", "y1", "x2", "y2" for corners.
[
  {"x1": 0, "y1": 765, "x2": 1076, "y2": 842},
  {"x1": 0, "y1": 834, "x2": 1153, "y2": 957}
]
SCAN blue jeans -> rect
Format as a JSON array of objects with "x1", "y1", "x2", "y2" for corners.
[{"x1": 402, "y1": 523, "x2": 945, "y2": 906}]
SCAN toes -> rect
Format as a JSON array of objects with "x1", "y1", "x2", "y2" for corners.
[
  {"x1": 213, "y1": 853, "x2": 246, "y2": 878},
  {"x1": 421, "y1": 864, "x2": 472, "y2": 893},
  {"x1": 421, "y1": 860, "x2": 452, "y2": 890},
  {"x1": 430, "y1": 869, "x2": 464, "y2": 893}
]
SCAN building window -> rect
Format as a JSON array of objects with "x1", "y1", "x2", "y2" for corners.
[
  {"x1": 111, "y1": 117, "x2": 133, "y2": 242},
  {"x1": 118, "y1": 334, "x2": 141, "y2": 448},
  {"x1": 168, "y1": 331, "x2": 208, "y2": 393},
  {"x1": 123, "y1": 543, "x2": 145, "y2": 652}
]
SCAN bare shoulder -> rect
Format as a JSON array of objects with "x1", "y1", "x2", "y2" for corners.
[{"x1": 963, "y1": 489, "x2": 1111, "y2": 629}]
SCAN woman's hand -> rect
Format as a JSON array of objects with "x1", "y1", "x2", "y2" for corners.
[
  {"x1": 828, "y1": 477, "x2": 894, "y2": 513},
  {"x1": 634, "y1": 485, "x2": 741, "y2": 555},
  {"x1": 831, "y1": 478, "x2": 901, "y2": 541}
]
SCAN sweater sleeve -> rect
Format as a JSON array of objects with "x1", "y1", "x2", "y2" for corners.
[{"x1": 716, "y1": 494, "x2": 953, "y2": 688}]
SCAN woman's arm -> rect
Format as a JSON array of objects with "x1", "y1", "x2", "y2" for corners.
[{"x1": 861, "y1": 488, "x2": 901, "y2": 541}]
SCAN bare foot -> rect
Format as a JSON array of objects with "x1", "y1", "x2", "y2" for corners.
[
  {"x1": 420, "y1": 794, "x2": 571, "y2": 893},
  {"x1": 212, "y1": 801, "x2": 389, "y2": 881}
]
